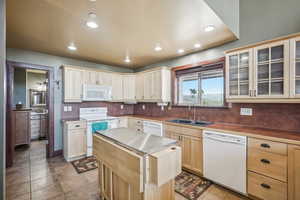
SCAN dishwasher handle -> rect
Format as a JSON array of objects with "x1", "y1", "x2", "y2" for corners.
[{"x1": 204, "y1": 135, "x2": 246, "y2": 145}]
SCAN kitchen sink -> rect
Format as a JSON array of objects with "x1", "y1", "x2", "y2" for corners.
[{"x1": 168, "y1": 119, "x2": 213, "y2": 127}]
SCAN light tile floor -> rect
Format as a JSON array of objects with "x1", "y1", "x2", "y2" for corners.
[{"x1": 6, "y1": 141, "x2": 249, "y2": 200}]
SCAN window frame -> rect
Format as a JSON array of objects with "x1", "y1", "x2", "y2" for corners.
[{"x1": 175, "y1": 63, "x2": 226, "y2": 108}]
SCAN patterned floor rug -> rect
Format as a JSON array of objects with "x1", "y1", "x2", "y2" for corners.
[
  {"x1": 71, "y1": 156, "x2": 98, "y2": 174},
  {"x1": 175, "y1": 171, "x2": 212, "y2": 200}
]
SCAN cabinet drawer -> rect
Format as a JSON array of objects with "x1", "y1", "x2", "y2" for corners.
[
  {"x1": 67, "y1": 121, "x2": 87, "y2": 130},
  {"x1": 248, "y1": 148, "x2": 287, "y2": 182},
  {"x1": 164, "y1": 124, "x2": 182, "y2": 133},
  {"x1": 248, "y1": 171, "x2": 287, "y2": 200},
  {"x1": 248, "y1": 138, "x2": 287, "y2": 155},
  {"x1": 181, "y1": 127, "x2": 202, "y2": 138}
]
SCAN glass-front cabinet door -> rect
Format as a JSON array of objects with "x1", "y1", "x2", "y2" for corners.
[
  {"x1": 226, "y1": 49, "x2": 253, "y2": 99},
  {"x1": 253, "y1": 40, "x2": 289, "y2": 98},
  {"x1": 290, "y1": 36, "x2": 300, "y2": 98}
]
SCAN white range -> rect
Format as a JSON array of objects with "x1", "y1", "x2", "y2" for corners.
[{"x1": 80, "y1": 107, "x2": 121, "y2": 157}]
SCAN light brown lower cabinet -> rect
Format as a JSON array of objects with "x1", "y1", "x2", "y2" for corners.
[
  {"x1": 164, "y1": 125, "x2": 203, "y2": 175},
  {"x1": 94, "y1": 134, "x2": 181, "y2": 200},
  {"x1": 288, "y1": 145, "x2": 300, "y2": 200},
  {"x1": 248, "y1": 171, "x2": 287, "y2": 200}
]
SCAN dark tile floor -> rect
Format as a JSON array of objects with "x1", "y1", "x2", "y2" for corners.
[{"x1": 6, "y1": 141, "x2": 100, "y2": 200}]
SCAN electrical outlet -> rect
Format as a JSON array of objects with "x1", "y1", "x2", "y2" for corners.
[
  {"x1": 68, "y1": 106, "x2": 72, "y2": 112},
  {"x1": 120, "y1": 104, "x2": 124, "y2": 110},
  {"x1": 240, "y1": 108, "x2": 253, "y2": 116},
  {"x1": 142, "y1": 105, "x2": 145, "y2": 110},
  {"x1": 64, "y1": 106, "x2": 68, "y2": 112}
]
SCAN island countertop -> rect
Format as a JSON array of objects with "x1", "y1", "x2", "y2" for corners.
[{"x1": 95, "y1": 128, "x2": 177, "y2": 155}]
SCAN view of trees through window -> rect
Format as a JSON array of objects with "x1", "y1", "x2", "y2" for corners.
[{"x1": 179, "y1": 69, "x2": 224, "y2": 106}]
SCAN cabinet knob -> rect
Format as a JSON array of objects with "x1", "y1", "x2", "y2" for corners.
[
  {"x1": 260, "y1": 183, "x2": 271, "y2": 189},
  {"x1": 260, "y1": 143, "x2": 271, "y2": 148},
  {"x1": 260, "y1": 159, "x2": 270, "y2": 164}
]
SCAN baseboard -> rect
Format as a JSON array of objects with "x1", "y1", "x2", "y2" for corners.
[{"x1": 53, "y1": 149, "x2": 63, "y2": 157}]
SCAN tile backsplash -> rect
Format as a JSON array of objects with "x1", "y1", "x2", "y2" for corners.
[
  {"x1": 61, "y1": 102, "x2": 134, "y2": 120},
  {"x1": 61, "y1": 101, "x2": 300, "y2": 132},
  {"x1": 134, "y1": 103, "x2": 300, "y2": 132}
]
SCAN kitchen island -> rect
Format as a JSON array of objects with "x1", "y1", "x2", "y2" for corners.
[{"x1": 93, "y1": 128, "x2": 181, "y2": 200}]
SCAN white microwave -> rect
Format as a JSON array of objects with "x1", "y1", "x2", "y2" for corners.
[{"x1": 82, "y1": 84, "x2": 112, "y2": 101}]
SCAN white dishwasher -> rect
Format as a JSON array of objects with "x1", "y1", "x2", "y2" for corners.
[
  {"x1": 143, "y1": 121, "x2": 163, "y2": 136},
  {"x1": 203, "y1": 130, "x2": 247, "y2": 194}
]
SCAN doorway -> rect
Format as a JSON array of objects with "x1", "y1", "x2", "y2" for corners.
[{"x1": 6, "y1": 61, "x2": 55, "y2": 168}]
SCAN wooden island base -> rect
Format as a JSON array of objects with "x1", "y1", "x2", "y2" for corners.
[{"x1": 93, "y1": 134, "x2": 181, "y2": 200}]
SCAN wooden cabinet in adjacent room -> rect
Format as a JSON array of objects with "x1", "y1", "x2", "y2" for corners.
[
  {"x1": 12, "y1": 110, "x2": 31, "y2": 146},
  {"x1": 288, "y1": 145, "x2": 300, "y2": 200}
]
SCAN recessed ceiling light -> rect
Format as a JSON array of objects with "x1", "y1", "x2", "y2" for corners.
[
  {"x1": 86, "y1": 12, "x2": 99, "y2": 29},
  {"x1": 89, "y1": 0, "x2": 96, "y2": 2},
  {"x1": 204, "y1": 25, "x2": 215, "y2": 32},
  {"x1": 177, "y1": 49, "x2": 185, "y2": 54},
  {"x1": 154, "y1": 44, "x2": 162, "y2": 52},
  {"x1": 86, "y1": 21, "x2": 99, "y2": 29},
  {"x1": 68, "y1": 44, "x2": 77, "y2": 51},
  {"x1": 194, "y1": 43, "x2": 201, "y2": 48},
  {"x1": 124, "y1": 56, "x2": 131, "y2": 63}
]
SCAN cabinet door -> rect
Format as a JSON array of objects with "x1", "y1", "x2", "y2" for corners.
[
  {"x1": 122, "y1": 75, "x2": 136, "y2": 100},
  {"x1": 181, "y1": 135, "x2": 191, "y2": 169},
  {"x1": 190, "y1": 137, "x2": 203, "y2": 174},
  {"x1": 289, "y1": 37, "x2": 300, "y2": 98},
  {"x1": 288, "y1": 145, "x2": 300, "y2": 200},
  {"x1": 111, "y1": 74, "x2": 123, "y2": 101},
  {"x1": 98, "y1": 72, "x2": 112, "y2": 86},
  {"x1": 254, "y1": 40, "x2": 290, "y2": 98},
  {"x1": 14, "y1": 112, "x2": 30, "y2": 146},
  {"x1": 83, "y1": 70, "x2": 98, "y2": 85},
  {"x1": 68, "y1": 129, "x2": 86, "y2": 157},
  {"x1": 135, "y1": 73, "x2": 144, "y2": 100},
  {"x1": 143, "y1": 72, "x2": 153, "y2": 100},
  {"x1": 152, "y1": 70, "x2": 162, "y2": 100},
  {"x1": 226, "y1": 49, "x2": 253, "y2": 99},
  {"x1": 64, "y1": 68, "x2": 83, "y2": 102}
]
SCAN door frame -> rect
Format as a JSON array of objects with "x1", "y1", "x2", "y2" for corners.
[{"x1": 6, "y1": 61, "x2": 55, "y2": 167}]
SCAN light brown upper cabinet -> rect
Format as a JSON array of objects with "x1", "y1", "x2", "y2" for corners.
[
  {"x1": 111, "y1": 73, "x2": 123, "y2": 101},
  {"x1": 226, "y1": 49, "x2": 253, "y2": 99},
  {"x1": 122, "y1": 74, "x2": 136, "y2": 101},
  {"x1": 253, "y1": 40, "x2": 290, "y2": 99},
  {"x1": 142, "y1": 67, "x2": 171, "y2": 103},
  {"x1": 135, "y1": 73, "x2": 144, "y2": 100},
  {"x1": 63, "y1": 66, "x2": 84, "y2": 103},
  {"x1": 63, "y1": 66, "x2": 170, "y2": 103},
  {"x1": 83, "y1": 70, "x2": 98, "y2": 85},
  {"x1": 289, "y1": 36, "x2": 300, "y2": 98},
  {"x1": 226, "y1": 34, "x2": 300, "y2": 103}
]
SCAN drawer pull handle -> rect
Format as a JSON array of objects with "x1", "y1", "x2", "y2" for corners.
[
  {"x1": 260, "y1": 159, "x2": 270, "y2": 164},
  {"x1": 75, "y1": 125, "x2": 80, "y2": 127},
  {"x1": 261, "y1": 143, "x2": 270, "y2": 148},
  {"x1": 260, "y1": 183, "x2": 271, "y2": 189}
]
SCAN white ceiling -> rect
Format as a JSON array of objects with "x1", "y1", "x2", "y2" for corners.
[{"x1": 7, "y1": 0, "x2": 237, "y2": 68}]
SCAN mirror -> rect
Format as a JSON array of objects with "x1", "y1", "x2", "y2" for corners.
[{"x1": 30, "y1": 89, "x2": 47, "y2": 107}]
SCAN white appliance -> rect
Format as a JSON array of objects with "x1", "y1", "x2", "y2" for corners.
[
  {"x1": 82, "y1": 84, "x2": 112, "y2": 101},
  {"x1": 80, "y1": 107, "x2": 119, "y2": 156},
  {"x1": 143, "y1": 121, "x2": 163, "y2": 136},
  {"x1": 203, "y1": 130, "x2": 247, "y2": 194}
]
